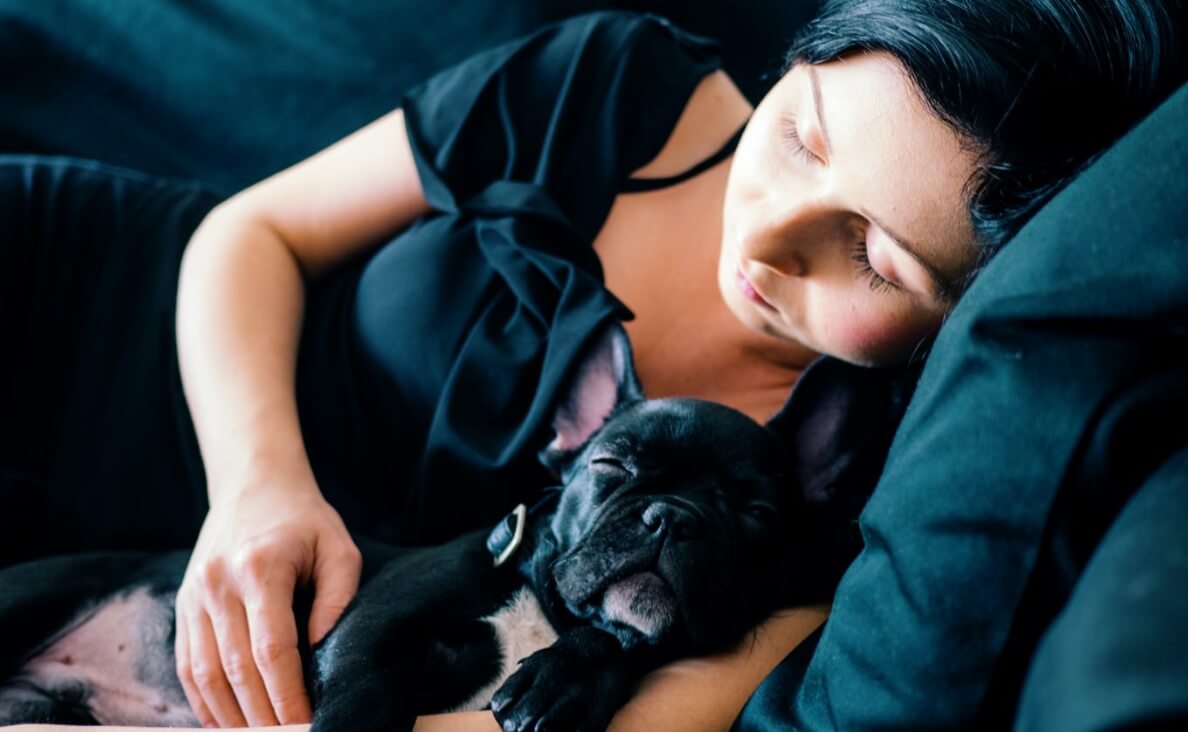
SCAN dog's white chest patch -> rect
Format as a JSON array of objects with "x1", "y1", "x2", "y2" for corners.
[
  {"x1": 450, "y1": 587, "x2": 559, "y2": 712},
  {"x1": 9, "y1": 587, "x2": 196, "y2": 726}
]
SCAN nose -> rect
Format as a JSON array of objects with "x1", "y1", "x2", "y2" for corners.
[
  {"x1": 737, "y1": 194, "x2": 838, "y2": 278},
  {"x1": 641, "y1": 501, "x2": 702, "y2": 541}
]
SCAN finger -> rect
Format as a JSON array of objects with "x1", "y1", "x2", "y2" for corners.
[
  {"x1": 308, "y1": 543, "x2": 363, "y2": 644},
  {"x1": 174, "y1": 605, "x2": 217, "y2": 728},
  {"x1": 244, "y1": 570, "x2": 313, "y2": 723},
  {"x1": 190, "y1": 608, "x2": 249, "y2": 728},
  {"x1": 210, "y1": 596, "x2": 281, "y2": 727}
]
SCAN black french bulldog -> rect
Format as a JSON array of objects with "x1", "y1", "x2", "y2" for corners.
[{"x1": 0, "y1": 324, "x2": 912, "y2": 731}]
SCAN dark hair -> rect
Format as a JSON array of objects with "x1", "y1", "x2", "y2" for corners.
[{"x1": 787, "y1": 0, "x2": 1187, "y2": 268}]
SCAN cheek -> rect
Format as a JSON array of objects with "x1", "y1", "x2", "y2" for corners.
[
  {"x1": 723, "y1": 127, "x2": 779, "y2": 216},
  {"x1": 551, "y1": 488, "x2": 596, "y2": 545},
  {"x1": 720, "y1": 164, "x2": 752, "y2": 231},
  {"x1": 826, "y1": 300, "x2": 944, "y2": 365}
]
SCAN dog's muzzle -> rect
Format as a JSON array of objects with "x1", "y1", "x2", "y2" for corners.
[{"x1": 550, "y1": 497, "x2": 710, "y2": 641}]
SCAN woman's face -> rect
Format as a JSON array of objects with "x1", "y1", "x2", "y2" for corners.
[{"x1": 720, "y1": 51, "x2": 981, "y2": 366}]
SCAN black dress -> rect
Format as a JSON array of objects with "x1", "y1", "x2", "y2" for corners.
[{"x1": 0, "y1": 12, "x2": 727, "y2": 562}]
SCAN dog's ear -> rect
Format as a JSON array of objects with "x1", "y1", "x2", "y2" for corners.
[
  {"x1": 539, "y1": 322, "x2": 644, "y2": 473},
  {"x1": 767, "y1": 357, "x2": 919, "y2": 505},
  {"x1": 765, "y1": 358, "x2": 918, "y2": 605}
]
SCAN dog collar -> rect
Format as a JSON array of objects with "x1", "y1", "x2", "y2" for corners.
[
  {"x1": 488, "y1": 504, "x2": 528, "y2": 568},
  {"x1": 486, "y1": 491, "x2": 560, "y2": 567}
]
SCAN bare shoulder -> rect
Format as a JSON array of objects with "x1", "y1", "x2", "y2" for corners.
[{"x1": 630, "y1": 70, "x2": 753, "y2": 180}]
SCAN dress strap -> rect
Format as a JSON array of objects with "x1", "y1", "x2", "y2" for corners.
[{"x1": 620, "y1": 122, "x2": 746, "y2": 194}]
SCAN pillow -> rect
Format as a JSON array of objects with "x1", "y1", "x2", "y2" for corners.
[
  {"x1": 1014, "y1": 444, "x2": 1188, "y2": 731},
  {"x1": 738, "y1": 79, "x2": 1188, "y2": 729}
]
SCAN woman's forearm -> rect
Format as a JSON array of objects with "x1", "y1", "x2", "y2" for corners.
[
  {"x1": 176, "y1": 206, "x2": 315, "y2": 497},
  {"x1": 607, "y1": 605, "x2": 828, "y2": 730},
  {"x1": 175, "y1": 108, "x2": 428, "y2": 500}
]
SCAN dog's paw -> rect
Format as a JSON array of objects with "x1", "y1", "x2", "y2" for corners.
[{"x1": 489, "y1": 629, "x2": 634, "y2": 732}]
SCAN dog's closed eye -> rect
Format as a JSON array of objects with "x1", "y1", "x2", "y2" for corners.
[
  {"x1": 589, "y1": 455, "x2": 633, "y2": 477},
  {"x1": 740, "y1": 501, "x2": 779, "y2": 525}
]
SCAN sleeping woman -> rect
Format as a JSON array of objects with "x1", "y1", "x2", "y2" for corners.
[{"x1": 1, "y1": 0, "x2": 1184, "y2": 729}]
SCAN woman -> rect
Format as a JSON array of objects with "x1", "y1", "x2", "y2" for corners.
[{"x1": 2, "y1": 0, "x2": 1184, "y2": 729}]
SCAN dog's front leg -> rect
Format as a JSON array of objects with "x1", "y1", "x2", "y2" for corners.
[{"x1": 490, "y1": 626, "x2": 657, "y2": 732}]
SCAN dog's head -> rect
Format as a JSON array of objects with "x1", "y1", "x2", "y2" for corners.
[{"x1": 524, "y1": 324, "x2": 913, "y2": 653}]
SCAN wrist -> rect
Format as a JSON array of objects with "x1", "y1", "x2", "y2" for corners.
[{"x1": 206, "y1": 450, "x2": 320, "y2": 507}]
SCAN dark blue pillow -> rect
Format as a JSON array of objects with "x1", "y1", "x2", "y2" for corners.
[{"x1": 739, "y1": 80, "x2": 1188, "y2": 730}]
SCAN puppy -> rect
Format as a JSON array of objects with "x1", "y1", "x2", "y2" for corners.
[{"x1": 0, "y1": 324, "x2": 912, "y2": 731}]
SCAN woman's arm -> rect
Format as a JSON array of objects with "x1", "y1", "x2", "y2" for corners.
[
  {"x1": 3, "y1": 606, "x2": 821, "y2": 732},
  {"x1": 607, "y1": 606, "x2": 827, "y2": 730},
  {"x1": 172, "y1": 108, "x2": 432, "y2": 727}
]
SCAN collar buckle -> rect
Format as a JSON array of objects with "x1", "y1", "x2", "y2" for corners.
[{"x1": 487, "y1": 503, "x2": 528, "y2": 568}]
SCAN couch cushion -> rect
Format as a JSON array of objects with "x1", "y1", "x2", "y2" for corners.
[
  {"x1": 1014, "y1": 444, "x2": 1188, "y2": 731},
  {"x1": 738, "y1": 79, "x2": 1188, "y2": 729}
]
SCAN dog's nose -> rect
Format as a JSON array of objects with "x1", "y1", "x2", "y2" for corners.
[{"x1": 641, "y1": 502, "x2": 701, "y2": 540}]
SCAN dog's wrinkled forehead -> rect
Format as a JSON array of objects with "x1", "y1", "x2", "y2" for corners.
[{"x1": 590, "y1": 399, "x2": 787, "y2": 479}]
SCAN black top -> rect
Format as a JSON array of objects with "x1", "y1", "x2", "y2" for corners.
[{"x1": 293, "y1": 12, "x2": 726, "y2": 544}]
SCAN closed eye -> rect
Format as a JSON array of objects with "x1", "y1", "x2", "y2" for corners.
[
  {"x1": 849, "y1": 239, "x2": 900, "y2": 294},
  {"x1": 742, "y1": 501, "x2": 779, "y2": 523},
  {"x1": 590, "y1": 455, "x2": 632, "y2": 476},
  {"x1": 781, "y1": 113, "x2": 823, "y2": 166}
]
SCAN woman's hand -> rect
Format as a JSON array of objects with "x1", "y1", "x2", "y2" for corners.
[{"x1": 174, "y1": 477, "x2": 362, "y2": 728}]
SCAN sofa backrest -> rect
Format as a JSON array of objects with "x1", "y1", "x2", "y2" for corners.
[{"x1": 0, "y1": 0, "x2": 817, "y2": 191}]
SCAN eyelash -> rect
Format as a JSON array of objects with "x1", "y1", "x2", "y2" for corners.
[
  {"x1": 780, "y1": 114, "x2": 821, "y2": 166},
  {"x1": 849, "y1": 239, "x2": 899, "y2": 294}
]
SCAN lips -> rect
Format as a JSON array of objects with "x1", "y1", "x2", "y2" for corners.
[{"x1": 736, "y1": 267, "x2": 774, "y2": 309}]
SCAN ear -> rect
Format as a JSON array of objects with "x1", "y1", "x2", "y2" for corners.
[
  {"x1": 767, "y1": 357, "x2": 918, "y2": 505},
  {"x1": 539, "y1": 321, "x2": 644, "y2": 473}
]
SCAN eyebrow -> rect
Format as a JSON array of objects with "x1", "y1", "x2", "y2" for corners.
[
  {"x1": 809, "y1": 65, "x2": 958, "y2": 303},
  {"x1": 807, "y1": 66, "x2": 833, "y2": 157}
]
